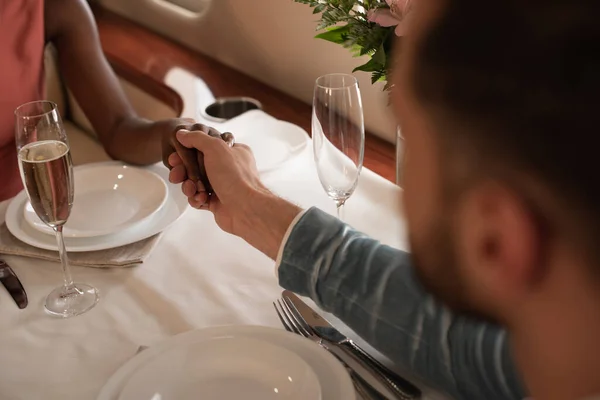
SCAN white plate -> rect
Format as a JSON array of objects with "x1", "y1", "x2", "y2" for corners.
[
  {"x1": 199, "y1": 110, "x2": 309, "y2": 173},
  {"x1": 5, "y1": 161, "x2": 189, "y2": 252},
  {"x1": 118, "y1": 336, "x2": 322, "y2": 400},
  {"x1": 97, "y1": 326, "x2": 355, "y2": 400},
  {"x1": 24, "y1": 164, "x2": 168, "y2": 238}
]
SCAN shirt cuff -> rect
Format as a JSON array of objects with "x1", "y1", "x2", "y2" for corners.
[{"x1": 274, "y1": 209, "x2": 308, "y2": 277}]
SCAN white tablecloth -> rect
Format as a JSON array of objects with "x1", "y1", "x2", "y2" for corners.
[{"x1": 0, "y1": 127, "x2": 446, "y2": 399}]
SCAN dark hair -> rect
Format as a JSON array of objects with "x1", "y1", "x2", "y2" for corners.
[{"x1": 412, "y1": 0, "x2": 600, "y2": 264}]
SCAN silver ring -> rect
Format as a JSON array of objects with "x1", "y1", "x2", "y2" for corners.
[{"x1": 221, "y1": 132, "x2": 235, "y2": 148}]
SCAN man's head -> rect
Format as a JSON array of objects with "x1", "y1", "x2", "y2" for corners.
[{"x1": 394, "y1": 0, "x2": 600, "y2": 324}]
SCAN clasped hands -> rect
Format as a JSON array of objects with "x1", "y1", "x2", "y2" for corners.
[{"x1": 162, "y1": 123, "x2": 265, "y2": 235}]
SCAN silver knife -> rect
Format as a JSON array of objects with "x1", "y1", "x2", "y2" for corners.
[
  {"x1": 0, "y1": 260, "x2": 28, "y2": 309},
  {"x1": 284, "y1": 290, "x2": 421, "y2": 399}
]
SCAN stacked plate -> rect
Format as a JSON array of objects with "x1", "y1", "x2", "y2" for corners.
[
  {"x1": 5, "y1": 162, "x2": 189, "y2": 252},
  {"x1": 97, "y1": 326, "x2": 355, "y2": 400}
]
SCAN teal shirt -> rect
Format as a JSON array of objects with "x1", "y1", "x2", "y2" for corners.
[{"x1": 278, "y1": 207, "x2": 527, "y2": 400}]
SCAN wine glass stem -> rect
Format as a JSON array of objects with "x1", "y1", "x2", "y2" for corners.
[
  {"x1": 335, "y1": 200, "x2": 345, "y2": 221},
  {"x1": 53, "y1": 225, "x2": 74, "y2": 290}
]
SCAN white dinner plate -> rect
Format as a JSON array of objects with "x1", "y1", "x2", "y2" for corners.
[
  {"x1": 5, "y1": 161, "x2": 188, "y2": 252},
  {"x1": 24, "y1": 164, "x2": 168, "y2": 238},
  {"x1": 97, "y1": 326, "x2": 355, "y2": 400},
  {"x1": 199, "y1": 110, "x2": 309, "y2": 173},
  {"x1": 118, "y1": 336, "x2": 322, "y2": 400}
]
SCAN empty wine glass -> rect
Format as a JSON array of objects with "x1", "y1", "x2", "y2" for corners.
[
  {"x1": 312, "y1": 74, "x2": 365, "y2": 219},
  {"x1": 15, "y1": 101, "x2": 99, "y2": 318}
]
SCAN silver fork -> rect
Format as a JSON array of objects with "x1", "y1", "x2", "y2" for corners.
[
  {"x1": 282, "y1": 291, "x2": 419, "y2": 399},
  {"x1": 274, "y1": 299, "x2": 389, "y2": 400}
]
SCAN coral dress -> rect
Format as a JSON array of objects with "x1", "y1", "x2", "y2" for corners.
[{"x1": 0, "y1": 0, "x2": 46, "y2": 201}]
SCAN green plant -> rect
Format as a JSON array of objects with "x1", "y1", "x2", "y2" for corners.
[{"x1": 295, "y1": 0, "x2": 409, "y2": 87}]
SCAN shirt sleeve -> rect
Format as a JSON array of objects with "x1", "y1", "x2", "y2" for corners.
[
  {"x1": 274, "y1": 209, "x2": 307, "y2": 277},
  {"x1": 277, "y1": 207, "x2": 527, "y2": 400}
]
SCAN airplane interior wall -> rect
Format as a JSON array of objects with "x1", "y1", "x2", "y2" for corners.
[{"x1": 97, "y1": 0, "x2": 397, "y2": 142}]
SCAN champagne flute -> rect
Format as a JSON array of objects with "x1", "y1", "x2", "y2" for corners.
[
  {"x1": 15, "y1": 101, "x2": 99, "y2": 318},
  {"x1": 312, "y1": 73, "x2": 365, "y2": 219}
]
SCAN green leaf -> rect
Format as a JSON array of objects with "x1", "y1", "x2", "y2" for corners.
[
  {"x1": 349, "y1": 44, "x2": 363, "y2": 56},
  {"x1": 371, "y1": 69, "x2": 386, "y2": 84},
  {"x1": 313, "y1": 4, "x2": 326, "y2": 13},
  {"x1": 315, "y1": 25, "x2": 350, "y2": 44},
  {"x1": 353, "y1": 57, "x2": 384, "y2": 73},
  {"x1": 371, "y1": 45, "x2": 386, "y2": 64}
]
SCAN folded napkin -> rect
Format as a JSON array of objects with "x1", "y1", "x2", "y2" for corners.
[
  {"x1": 197, "y1": 110, "x2": 309, "y2": 174},
  {"x1": 0, "y1": 222, "x2": 161, "y2": 268}
]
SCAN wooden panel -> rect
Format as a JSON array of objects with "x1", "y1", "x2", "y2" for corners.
[
  {"x1": 107, "y1": 55, "x2": 184, "y2": 116},
  {"x1": 93, "y1": 6, "x2": 397, "y2": 182}
]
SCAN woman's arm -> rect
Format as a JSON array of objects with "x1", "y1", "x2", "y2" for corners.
[
  {"x1": 43, "y1": 0, "x2": 200, "y2": 177},
  {"x1": 278, "y1": 207, "x2": 527, "y2": 400}
]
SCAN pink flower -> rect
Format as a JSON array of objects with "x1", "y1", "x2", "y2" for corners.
[{"x1": 367, "y1": 0, "x2": 412, "y2": 36}]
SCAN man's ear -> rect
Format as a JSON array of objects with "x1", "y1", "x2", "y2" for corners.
[{"x1": 456, "y1": 183, "x2": 544, "y2": 315}]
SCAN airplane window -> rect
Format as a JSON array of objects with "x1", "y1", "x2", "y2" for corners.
[{"x1": 151, "y1": 0, "x2": 210, "y2": 17}]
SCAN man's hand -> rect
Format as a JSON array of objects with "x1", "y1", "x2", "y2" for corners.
[
  {"x1": 173, "y1": 129, "x2": 266, "y2": 235},
  {"x1": 173, "y1": 129, "x2": 302, "y2": 259},
  {"x1": 164, "y1": 123, "x2": 228, "y2": 201},
  {"x1": 161, "y1": 120, "x2": 207, "y2": 198}
]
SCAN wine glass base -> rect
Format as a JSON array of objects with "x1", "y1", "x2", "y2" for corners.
[{"x1": 45, "y1": 283, "x2": 99, "y2": 318}]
